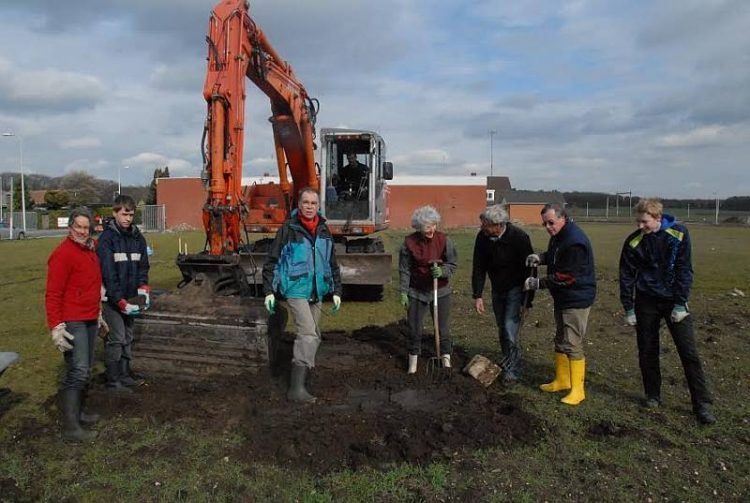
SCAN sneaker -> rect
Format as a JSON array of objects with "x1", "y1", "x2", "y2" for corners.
[
  {"x1": 695, "y1": 405, "x2": 716, "y2": 425},
  {"x1": 644, "y1": 397, "x2": 661, "y2": 409}
]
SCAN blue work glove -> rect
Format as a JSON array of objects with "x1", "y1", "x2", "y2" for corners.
[
  {"x1": 430, "y1": 264, "x2": 443, "y2": 278},
  {"x1": 400, "y1": 292, "x2": 409, "y2": 309},
  {"x1": 670, "y1": 304, "x2": 689, "y2": 323},
  {"x1": 624, "y1": 309, "x2": 637, "y2": 326},
  {"x1": 117, "y1": 299, "x2": 141, "y2": 316},
  {"x1": 332, "y1": 294, "x2": 342, "y2": 313},
  {"x1": 264, "y1": 294, "x2": 276, "y2": 314}
]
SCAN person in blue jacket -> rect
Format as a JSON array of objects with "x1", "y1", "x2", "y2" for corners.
[
  {"x1": 262, "y1": 188, "x2": 342, "y2": 403},
  {"x1": 97, "y1": 195, "x2": 150, "y2": 392},
  {"x1": 619, "y1": 198, "x2": 715, "y2": 425},
  {"x1": 524, "y1": 203, "x2": 596, "y2": 406}
]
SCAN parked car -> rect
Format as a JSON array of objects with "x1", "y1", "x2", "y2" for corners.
[{"x1": 0, "y1": 222, "x2": 25, "y2": 240}]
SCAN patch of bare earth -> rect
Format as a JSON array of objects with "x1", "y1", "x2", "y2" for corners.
[{"x1": 88, "y1": 323, "x2": 545, "y2": 473}]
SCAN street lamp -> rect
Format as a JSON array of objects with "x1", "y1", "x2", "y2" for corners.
[
  {"x1": 2, "y1": 132, "x2": 25, "y2": 233},
  {"x1": 118, "y1": 165, "x2": 130, "y2": 196},
  {"x1": 488, "y1": 130, "x2": 497, "y2": 176}
]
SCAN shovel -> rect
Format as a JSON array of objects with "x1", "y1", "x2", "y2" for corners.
[{"x1": 427, "y1": 261, "x2": 448, "y2": 380}]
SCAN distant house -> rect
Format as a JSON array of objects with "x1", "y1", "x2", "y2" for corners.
[
  {"x1": 30, "y1": 190, "x2": 47, "y2": 207},
  {"x1": 485, "y1": 176, "x2": 512, "y2": 205},
  {"x1": 498, "y1": 190, "x2": 566, "y2": 225}
]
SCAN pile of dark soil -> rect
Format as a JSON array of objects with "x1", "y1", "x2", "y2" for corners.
[{"x1": 89, "y1": 323, "x2": 545, "y2": 473}]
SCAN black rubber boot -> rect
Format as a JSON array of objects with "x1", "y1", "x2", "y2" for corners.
[
  {"x1": 61, "y1": 389, "x2": 97, "y2": 442},
  {"x1": 695, "y1": 403, "x2": 716, "y2": 425},
  {"x1": 119, "y1": 359, "x2": 138, "y2": 387},
  {"x1": 105, "y1": 361, "x2": 132, "y2": 394},
  {"x1": 287, "y1": 363, "x2": 316, "y2": 403},
  {"x1": 79, "y1": 389, "x2": 100, "y2": 424}
]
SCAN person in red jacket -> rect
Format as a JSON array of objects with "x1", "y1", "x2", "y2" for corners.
[{"x1": 45, "y1": 207, "x2": 108, "y2": 442}]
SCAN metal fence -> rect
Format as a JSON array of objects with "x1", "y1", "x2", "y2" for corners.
[
  {"x1": 2, "y1": 211, "x2": 39, "y2": 230},
  {"x1": 140, "y1": 205, "x2": 166, "y2": 231}
]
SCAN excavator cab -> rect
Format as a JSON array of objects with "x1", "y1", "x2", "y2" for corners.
[{"x1": 320, "y1": 128, "x2": 392, "y2": 234}]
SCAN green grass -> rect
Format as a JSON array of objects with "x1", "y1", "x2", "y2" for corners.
[{"x1": 2, "y1": 224, "x2": 750, "y2": 501}]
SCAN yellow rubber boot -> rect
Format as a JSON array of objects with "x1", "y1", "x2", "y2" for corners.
[
  {"x1": 561, "y1": 358, "x2": 586, "y2": 406},
  {"x1": 539, "y1": 352, "x2": 571, "y2": 392}
]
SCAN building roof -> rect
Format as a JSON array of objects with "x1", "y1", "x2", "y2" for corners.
[
  {"x1": 389, "y1": 175, "x2": 486, "y2": 186},
  {"x1": 487, "y1": 176, "x2": 512, "y2": 191},
  {"x1": 499, "y1": 189, "x2": 566, "y2": 205}
]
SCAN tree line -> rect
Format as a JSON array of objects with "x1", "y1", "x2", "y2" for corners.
[
  {"x1": 0, "y1": 168, "x2": 170, "y2": 210},
  {"x1": 562, "y1": 191, "x2": 750, "y2": 211}
]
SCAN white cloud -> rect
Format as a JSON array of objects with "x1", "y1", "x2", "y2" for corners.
[
  {"x1": 59, "y1": 137, "x2": 101, "y2": 149},
  {"x1": 655, "y1": 125, "x2": 726, "y2": 148}
]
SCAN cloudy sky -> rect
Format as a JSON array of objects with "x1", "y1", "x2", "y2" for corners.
[{"x1": 0, "y1": 0, "x2": 748, "y2": 198}]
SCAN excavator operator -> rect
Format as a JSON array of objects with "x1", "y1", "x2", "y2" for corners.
[{"x1": 336, "y1": 152, "x2": 369, "y2": 201}]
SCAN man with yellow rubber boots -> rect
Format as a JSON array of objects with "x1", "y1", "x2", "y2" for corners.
[{"x1": 524, "y1": 203, "x2": 596, "y2": 406}]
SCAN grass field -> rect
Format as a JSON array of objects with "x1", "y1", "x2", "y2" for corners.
[{"x1": 1, "y1": 223, "x2": 749, "y2": 502}]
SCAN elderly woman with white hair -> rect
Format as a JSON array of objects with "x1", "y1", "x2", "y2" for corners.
[{"x1": 398, "y1": 205, "x2": 458, "y2": 374}]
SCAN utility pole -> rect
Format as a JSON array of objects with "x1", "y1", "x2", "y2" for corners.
[
  {"x1": 488, "y1": 130, "x2": 496, "y2": 176},
  {"x1": 714, "y1": 194, "x2": 720, "y2": 225}
]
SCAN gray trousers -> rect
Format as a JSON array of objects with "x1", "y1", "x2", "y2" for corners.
[
  {"x1": 61, "y1": 320, "x2": 97, "y2": 391},
  {"x1": 407, "y1": 294, "x2": 452, "y2": 356},
  {"x1": 286, "y1": 298, "x2": 322, "y2": 368},
  {"x1": 102, "y1": 303, "x2": 134, "y2": 364}
]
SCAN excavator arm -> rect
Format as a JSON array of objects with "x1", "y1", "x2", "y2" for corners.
[{"x1": 202, "y1": 0, "x2": 319, "y2": 255}]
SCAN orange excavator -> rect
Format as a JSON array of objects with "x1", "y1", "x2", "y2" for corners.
[{"x1": 133, "y1": 0, "x2": 393, "y2": 378}]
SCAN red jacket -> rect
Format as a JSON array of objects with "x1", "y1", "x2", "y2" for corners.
[{"x1": 45, "y1": 238, "x2": 102, "y2": 329}]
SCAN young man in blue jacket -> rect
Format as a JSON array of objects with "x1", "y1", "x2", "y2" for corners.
[
  {"x1": 524, "y1": 203, "x2": 596, "y2": 406},
  {"x1": 98, "y1": 195, "x2": 150, "y2": 392},
  {"x1": 262, "y1": 188, "x2": 342, "y2": 403},
  {"x1": 619, "y1": 198, "x2": 715, "y2": 425}
]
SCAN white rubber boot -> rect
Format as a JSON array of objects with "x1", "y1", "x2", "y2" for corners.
[
  {"x1": 407, "y1": 354, "x2": 418, "y2": 374},
  {"x1": 441, "y1": 354, "x2": 452, "y2": 368}
]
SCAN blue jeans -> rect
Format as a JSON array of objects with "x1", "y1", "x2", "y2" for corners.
[
  {"x1": 61, "y1": 320, "x2": 98, "y2": 391},
  {"x1": 491, "y1": 286, "x2": 523, "y2": 379}
]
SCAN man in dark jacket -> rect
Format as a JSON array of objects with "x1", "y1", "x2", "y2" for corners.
[
  {"x1": 97, "y1": 195, "x2": 150, "y2": 392},
  {"x1": 619, "y1": 198, "x2": 715, "y2": 425},
  {"x1": 524, "y1": 203, "x2": 596, "y2": 406},
  {"x1": 262, "y1": 188, "x2": 342, "y2": 403},
  {"x1": 472, "y1": 205, "x2": 534, "y2": 385}
]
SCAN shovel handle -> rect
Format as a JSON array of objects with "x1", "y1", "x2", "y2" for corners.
[{"x1": 431, "y1": 261, "x2": 441, "y2": 357}]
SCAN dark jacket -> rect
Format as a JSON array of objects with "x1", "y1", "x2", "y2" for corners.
[
  {"x1": 97, "y1": 219, "x2": 149, "y2": 306},
  {"x1": 262, "y1": 210, "x2": 342, "y2": 301},
  {"x1": 619, "y1": 214, "x2": 692, "y2": 311},
  {"x1": 541, "y1": 220, "x2": 596, "y2": 309},
  {"x1": 472, "y1": 223, "x2": 534, "y2": 298}
]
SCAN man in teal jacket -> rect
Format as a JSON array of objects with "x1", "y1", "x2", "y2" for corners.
[{"x1": 262, "y1": 188, "x2": 342, "y2": 403}]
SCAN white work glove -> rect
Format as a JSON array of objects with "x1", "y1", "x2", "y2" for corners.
[
  {"x1": 523, "y1": 277, "x2": 541, "y2": 291},
  {"x1": 624, "y1": 309, "x2": 637, "y2": 326},
  {"x1": 50, "y1": 323, "x2": 75, "y2": 352},
  {"x1": 264, "y1": 294, "x2": 276, "y2": 314},
  {"x1": 670, "y1": 304, "x2": 690, "y2": 323},
  {"x1": 332, "y1": 294, "x2": 342, "y2": 313},
  {"x1": 98, "y1": 312, "x2": 110, "y2": 335},
  {"x1": 137, "y1": 285, "x2": 151, "y2": 310},
  {"x1": 525, "y1": 254, "x2": 541, "y2": 267},
  {"x1": 117, "y1": 299, "x2": 141, "y2": 316}
]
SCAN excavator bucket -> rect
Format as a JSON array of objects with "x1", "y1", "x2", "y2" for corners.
[{"x1": 131, "y1": 279, "x2": 287, "y2": 379}]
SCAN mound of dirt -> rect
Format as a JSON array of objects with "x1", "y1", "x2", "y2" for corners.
[{"x1": 88, "y1": 323, "x2": 545, "y2": 473}]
